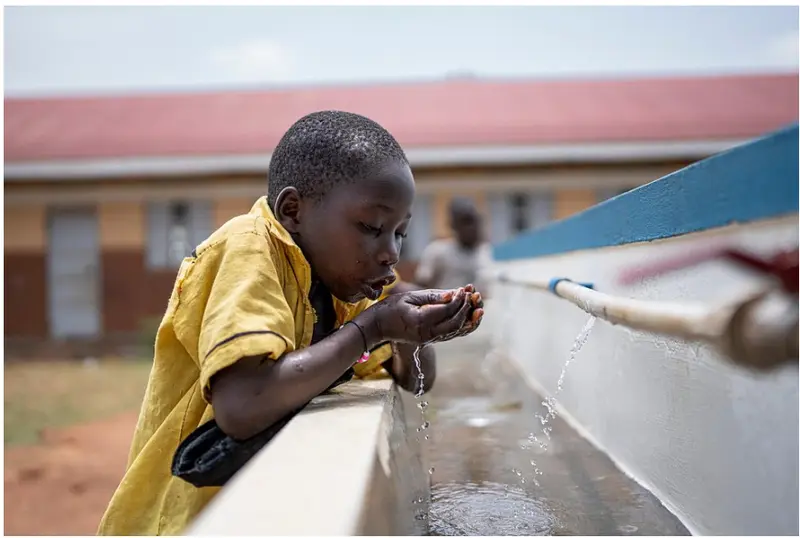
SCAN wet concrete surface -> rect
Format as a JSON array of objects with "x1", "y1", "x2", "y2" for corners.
[{"x1": 402, "y1": 334, "x2": 690, "y2": 536}]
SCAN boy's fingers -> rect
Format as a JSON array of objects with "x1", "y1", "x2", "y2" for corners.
[
  {"x1": 407, "y1": 289, "x2": 452, "y2": 307},
  {"x1": 414, "y1": 290, "x2": 466, "y2": 326},
  {"x1": 434, "y1": 295, "x2": 472, "y2": 335},
  {"x1": 454, "y1": 308, "x2": 484, "y2": 337}
]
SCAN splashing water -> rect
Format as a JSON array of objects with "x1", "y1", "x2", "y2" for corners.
[
  {"x1": 414, "y1": 345, "x2": 428, "y2": 427},
  {"x1": 414, "y1": 344, "x2": 426, "y2": 399},
  {"x1": 523, "y1": 315, "x2": 596, "y2": 485},
  {"x1": 412, "y1": 344, "x2": 436, "y2": 478}
]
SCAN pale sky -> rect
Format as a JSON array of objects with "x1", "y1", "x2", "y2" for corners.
[{"x1": 4, "y1": 5, "x2": 798, "y2": 97}]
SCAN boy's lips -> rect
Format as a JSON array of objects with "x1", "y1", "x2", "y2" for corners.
[
  {"x1": 360, "y1": 274, "x2": 396, "y2": 300},
  {"x1": 360, "y1": 284, "x2": 382, "y2": 300}
]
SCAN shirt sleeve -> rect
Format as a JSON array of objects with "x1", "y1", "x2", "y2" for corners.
[
  {"x1": 414, "y1": 241, "x2": 441, "y2": 285},
  {"x1": 173, "y1": 229, "x2": 296, "y2": 401}
]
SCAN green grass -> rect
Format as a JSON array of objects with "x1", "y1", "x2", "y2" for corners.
[{"x1": 4, "y1": 359, "x2": 153, "y2": 446}]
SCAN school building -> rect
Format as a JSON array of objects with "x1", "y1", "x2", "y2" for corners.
[{"x1": 5, "y1": 72, "x2": 797, "y2": 354}]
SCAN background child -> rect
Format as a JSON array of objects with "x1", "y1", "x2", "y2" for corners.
[
  {"x1": 415, "y1": 196, "x2": 493, "y2": 292},
  {"x1": 98, "y1": 111, "x2": 483, "y2": 536}
]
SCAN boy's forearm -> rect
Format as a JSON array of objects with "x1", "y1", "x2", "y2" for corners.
[
  {"x1": 385, "y1": 342, "x2": 436, "y2": 393},
  {"x1": 211, "y1": 321, "x2": 376, "y2": 440}
]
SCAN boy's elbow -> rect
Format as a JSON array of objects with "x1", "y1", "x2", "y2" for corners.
[
  {"x1": 214, "y1": 393, "x2": 256, "y2": 441},
  {"x1": 210, "y1": 360, "x2": 274, "y2": 441}
]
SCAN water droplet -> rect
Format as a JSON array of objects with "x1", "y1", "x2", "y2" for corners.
[
  {"x1": 414, "y1": 393, "x2": 422, "y2": 399},
  {"x1": 428, "y1": 467, "x2": 435, "y2": 475},
  {"x1": 424, "y1": 434, "x2": 429, "y2": 440},
  {"x1": 417, "y1": 401, "x2": 428, "y2": 410},
  {"x1": 418, "y1": 496, "x2": 423, "y2": 503}
]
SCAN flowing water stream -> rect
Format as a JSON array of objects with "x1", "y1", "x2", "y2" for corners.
[{"x1": 410, "y1": 315, "x2": 688, "y2": 536}]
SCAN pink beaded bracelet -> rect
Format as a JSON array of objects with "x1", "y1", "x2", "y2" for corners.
[{"x1": 341, "y1": 321, "x2": 371, "y2": 364}]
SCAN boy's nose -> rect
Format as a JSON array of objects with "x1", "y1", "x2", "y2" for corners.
[{"x1": 377, "y1": 239, "x2": 400, "y2": 266}]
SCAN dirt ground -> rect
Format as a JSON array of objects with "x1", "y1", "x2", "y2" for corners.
[
  {"x1": 5, "y1": 358, "x2": 151, "y2": 536},
  {"x1": 4, "y1": 410, "x2": 139, "y2": 536}
]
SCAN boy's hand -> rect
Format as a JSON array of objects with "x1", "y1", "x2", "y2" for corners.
[
  {"x1": 433, "y1": 284, "x2": 484, "y2": 343},
  {"x1": 358, "y1": 287, "x2": 475, "y2": 346}
]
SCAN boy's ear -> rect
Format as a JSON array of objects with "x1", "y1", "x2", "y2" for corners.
[{"x1": 274, "y1": 187, "x2": 303, "y2": 234}]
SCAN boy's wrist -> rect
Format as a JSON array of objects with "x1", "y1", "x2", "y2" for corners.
[{"x1": 355, "y1": 309, "x2": 385, "y2": 349}]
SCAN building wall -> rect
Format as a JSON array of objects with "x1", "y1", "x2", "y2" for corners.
[
  {"x1": 214, "y1": 197, "x2": 255, "y2": 229},
  {"x1": 99, "y1": 201, "x2": 147, "y2": 334},
  {"x1": 3, "y1": 160, "x2": 688, "y2": 344},
  {"x1": 553, "y1": 188, "x2": 598, "y2": 220},
  {"x1": 5, "y1": 205, "x2": 48, "y2": 337}
]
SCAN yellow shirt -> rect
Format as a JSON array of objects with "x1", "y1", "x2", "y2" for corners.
[{"x1": 98, "y1": 197, "x2": 393, "y2": 536}]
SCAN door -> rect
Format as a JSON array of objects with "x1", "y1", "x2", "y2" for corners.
[{"x1": 47, "y1": 208, "x2": 101, "y2": 338}]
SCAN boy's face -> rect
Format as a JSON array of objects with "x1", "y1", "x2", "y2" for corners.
[
  {"x1": 451, "y1": 209, "x2": 481, "y2": 249},
  {"x1": 284, "y1": 161, "x2": 415, "y2": 303}
]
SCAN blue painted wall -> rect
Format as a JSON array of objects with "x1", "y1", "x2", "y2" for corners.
[{"x1": 494, "y1": 124, "x2": 800, "y2": 261}]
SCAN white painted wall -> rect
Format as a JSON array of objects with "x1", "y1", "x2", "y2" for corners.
[{"x1": 489, "y1": 215, "x2": 799, "y2": 536}]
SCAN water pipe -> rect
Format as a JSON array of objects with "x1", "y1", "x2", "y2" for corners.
[{"x1": 495, "y1": 269, "x2": 798, "y2": 372}]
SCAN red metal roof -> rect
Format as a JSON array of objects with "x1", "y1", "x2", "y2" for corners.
[{"x1": 5, "y1": 73, "x2": 798, "y2": 163}]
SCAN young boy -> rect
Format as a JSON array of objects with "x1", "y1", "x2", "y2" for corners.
[
  {"x1": 415, "y1": 196, "x2": 492, "y2": 292},
  {"x1": 97, "y1": 111, "x2": 484, "y2": 536}
]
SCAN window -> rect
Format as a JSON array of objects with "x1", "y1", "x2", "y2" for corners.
[
  {"x1": 489, "y1": 191, "x2": 553, "y2": 244},
  {"x1": 510, "y1": 193, "x2": 529, "y2": 234},
  {"x1": 167, "y1": 203, "x2": 191, "y2": 267},
  {"x1": 147, "y1": 200, "x2": 212, "y2": 269}
]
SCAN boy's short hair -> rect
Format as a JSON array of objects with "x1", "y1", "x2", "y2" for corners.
[
  {"x1": 449, "y1": 196, "x2": 478, "y2": 217},
  {"x1": 267, "y1": 110, "x2": 409, "y2": 211}
]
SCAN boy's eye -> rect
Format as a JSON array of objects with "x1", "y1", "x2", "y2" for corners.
[
  {"x1": 359, "y1": 222, "x2": 381, "y2": 235},
  {"x1": 359, "y1": 222, "x2": 407, "y2": 239}
]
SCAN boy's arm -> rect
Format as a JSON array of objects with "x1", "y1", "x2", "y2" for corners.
[
  {"x1": 211, "y1": 322, "x2": 380, "y2": 440},
  {"x1": 213, "y1": 290, "x2": 469, "y2": 440},
  {"x1": 180, "y1": 232, "x2": 469, "y2": 441}
]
